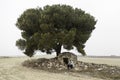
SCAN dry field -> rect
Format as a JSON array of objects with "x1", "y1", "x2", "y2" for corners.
[
  {"x1": 78, "y1": 56, "x2": 120, "y2": 67},
  {"x1": 0, "y1": 55, "x2": 119, "y2": 80}
]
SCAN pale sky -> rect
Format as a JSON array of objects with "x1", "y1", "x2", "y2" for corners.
[{"x1": 0, "y1": 0, "x2": 120, "y2": 56}]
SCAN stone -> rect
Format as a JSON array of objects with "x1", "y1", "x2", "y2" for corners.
[
  {"x1": 74, "y1": 67, "x2": 79, "y2": 71},
  {"x1": 84, "y1": 65, "x2": 88, "y2": 70},
  {"x1": 98, "y1": 68, "x2": 103, "y2": 71}
]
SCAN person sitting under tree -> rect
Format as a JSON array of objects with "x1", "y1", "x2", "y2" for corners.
[{"x1": 67, "y1": 60, "x2": 74, "y2": 70}]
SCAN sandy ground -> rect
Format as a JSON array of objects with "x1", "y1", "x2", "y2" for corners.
[{"x1": 0, "y1": 56, "x2": 106, "y2": 80}]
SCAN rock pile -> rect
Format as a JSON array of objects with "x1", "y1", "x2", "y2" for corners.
[
  {"x1": 23, "y1": 57, "x2": 68, "y2": 70},
  {"x1": 23, "y1": 52, "x2": 77, "y2": 71},
  {"x1": 22, "y1": 53, "x2": 120, "y2": 80},
  {"x1": 75, "y1": 61, "x2": 120, "y2": 79}
]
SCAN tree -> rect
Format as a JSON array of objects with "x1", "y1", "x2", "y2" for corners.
[{"x1": 16, "y1": 4, "x2": 97, "y2": 57}]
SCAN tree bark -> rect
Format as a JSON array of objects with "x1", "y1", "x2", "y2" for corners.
[{"x1": 55, "y1": 44, "x2": 62, "y2": 56}]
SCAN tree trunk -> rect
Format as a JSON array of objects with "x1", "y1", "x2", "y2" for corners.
[{"x1": 55, "y1": 44, "x2": 62, "y2": 56}]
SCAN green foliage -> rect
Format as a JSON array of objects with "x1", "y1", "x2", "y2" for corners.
[
  {"x1": 16, "y1": 4, "x2": 97, "y2": 57},
  {"x1": 16, "y1": 39, "x2": 26, "y2": 50}
]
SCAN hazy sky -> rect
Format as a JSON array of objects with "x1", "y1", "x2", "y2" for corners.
[{"x1": 0, "y1": 0, "x2": 120, "y2": 56}]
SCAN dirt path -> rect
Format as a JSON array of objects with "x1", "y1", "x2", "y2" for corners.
[{"x1": 0, "y1": 57, "x2": 105, "y2": 80}]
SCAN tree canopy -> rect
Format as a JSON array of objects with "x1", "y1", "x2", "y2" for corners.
[{"x1": 16, "y1": 4, "x2": 97, "y2": 57}]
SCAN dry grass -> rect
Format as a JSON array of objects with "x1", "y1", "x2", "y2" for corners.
[
  {"x1": 78, "y1": 56, "x2": 120, "y2": 67},
  {"x1": 0, "y1": 55, "x2": 106, "y2": 80}
]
